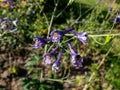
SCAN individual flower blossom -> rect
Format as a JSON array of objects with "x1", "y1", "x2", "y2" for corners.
[
  {"x1": 1, "y1": 23, "x2": 11, "y2": 30},
  {"x1": 0, "y1": 18, "x2": 18, "y2": 32},
  {"x1": 0, "y1": 18, "x2": 4, "y2": 23},
  {"x1": 33, "y1": 37, "x2": 48, "y2": 49},
  {"x1": 43, "y1": 46, "x2": 59, "y2": 65},
  {"x1": 71, "y1": 32, "x2": 88, "y2": 44},
  {"x1": 12, "y1": 19, "x2": 18, "y2": 26},
  {"x1": 1, "y1": 0, "x2": 9, "y2": 7},
  {"x1": 108, "y1": 7, "x2": 112, "y2": 12},
  {"x1": 8, "y1": 0, "x2": 18, "y2": 8},
  {"x1": 68, "y1": 43, "x2": 83, "y2": 67},
  {"x1": 114, "y1": 14, "x2": 120, "y2": 24},
  {"x1": 52, "y1": 51, "x2": 62, "y2": 72},
  {"x1": 1, "y1": 0, "x2": 17, "y2": 8},
  {"x1": 50, "y1": 27, "x2": 74, "y2": 42}
]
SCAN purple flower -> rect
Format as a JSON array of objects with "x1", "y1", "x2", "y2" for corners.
[
  {"x1": 52, "y1": 51, "x2": 62, "y2": 72},
  {"x1": 33, "y1": 37, "x2": 48, "y2": 49},
  {"x1": 1, "y1": 0, "x2": 17, "y2": 8},
  {"x1": 0, "y1": 17, "x2": 18, "y2": 32},
  {"x1": 108, "y1": 7, "x2": 112, "y2": 11},
  {"x1": 114, "y1": 15, "x2": 120, "y2": 24},
  {"x1": 7, "y1": 0, "x2": 16, "y2": 8},
  {"x1": 43, "y1": 46, "x2": 59, "y2": 64},
  {"x1": 68, "y1": 43, "x2": 83, "y2": 67},
  {"x1": 50, "y1": 28, "x2": 74, "y2": 42},
  {"x1": 1, "y1": 23, "x2": 11, "y2": 30},
  {"x1": 0, "y1": 18, "x2": 4, "y2": 23},
  {"x1": 1, "y1": 1, "x2": 8, "y2": 6},
  {"x1": 71, "y1": 32, "x2": 88, "y2": 44}
]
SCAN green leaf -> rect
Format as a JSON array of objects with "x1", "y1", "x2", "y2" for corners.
[
  {"x1": 9, "y1": 66, "x2": 18, "y2": 74},
  {"x1": 27, "y1": 67, "x2": 34, "y2": 74},
  {"x1": 104, "y1": 35, "x2": 112, "y2": 44},
  {"x1": 25, "y1": 60, "x2": 37, "y2": 66},
  {"x1": 67, "y1": 0, "x2": 74, "y2": 6},
  {"x1": 75, "y1": 76, "x2": 84, "y2": 85}
]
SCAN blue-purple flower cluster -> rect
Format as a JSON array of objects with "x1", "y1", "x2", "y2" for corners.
[
  {"x1": 33, "y1": 28, "x2": 88, "y2": 73},
  {"x1": 0, "y1": 17, "x2": 18, "y2": 32}
]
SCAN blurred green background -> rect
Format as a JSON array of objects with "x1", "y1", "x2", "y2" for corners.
[{"x1": 0, "y1": 0, "x2": 120, "y2": 90}]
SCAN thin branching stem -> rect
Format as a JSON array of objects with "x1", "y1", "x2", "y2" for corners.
[
  {"x1": 44, "y1": 0, "x2": 59, "y2": 54},
  {"x1": 65, "y1": 33, "x2": 120, "y2": 37},
  {"x1": 47, "y1": 1, "x2": 58, "y2": 38},
  {"x1": 64, "y1": 33, "x2": 120, "y2": 45},
  {"x1": 70, "y1": 3, "x2": 96, "y2": 26},
  {"x1": 45, "y1": 78, "x2": 75, "y2": 83},
  {"x1": 91, "y1": 37, "x2": 105, "y2": 45},
  {"x1": 89, "y1": 33, "x2": 120, "y2": 37}
]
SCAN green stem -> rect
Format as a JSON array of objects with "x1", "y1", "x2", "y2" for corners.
[
  {"x1": 47, "y1": 2, "x2": 58, "y2": 38},
  {"x1": 64, "y1": 33, "x2": 120, "y2": 45},
  {"x1": 89, "y1": 33, "x2": 120, "y2": 37},
  {"x1": 66, "y1": 32, "x2": 120, "y2": 37},
  {"x1": 91, "y1": 37, "x2": 105, "y2": 45},
  {"x1": 61, "y1": 36, "x2": 76, "y2": 44},
  {"x1": 58, "y1": 43, "x2": 70, "y2": 54},
  {"x1": 47, "y1": 43, "x2": 55, "y2": 52},
  {"x1": 44, "y1": 1, "x2": 58, "y2": 54},
  {"x1": 45, "y1": 78, "x2": 75, "y2": 83},
  {"x1": 70, "y1": 4, "x2": 96, "y2": 26}
]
